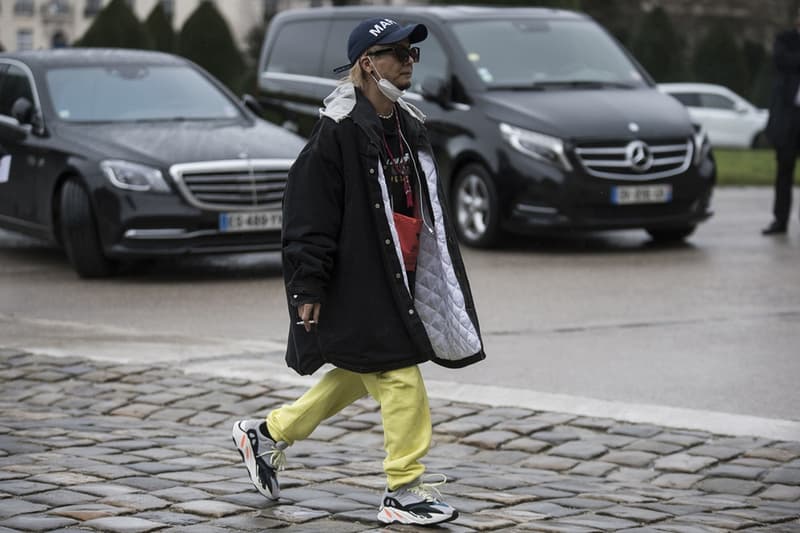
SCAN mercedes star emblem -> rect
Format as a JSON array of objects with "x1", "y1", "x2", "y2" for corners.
[{"x1": 625, "y1": 140, "x2": 653, "y2": 172}]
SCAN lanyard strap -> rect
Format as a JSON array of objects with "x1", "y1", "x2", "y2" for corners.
[{"x1": 381, "y1": 111, "x2": 414, "y2": 209}]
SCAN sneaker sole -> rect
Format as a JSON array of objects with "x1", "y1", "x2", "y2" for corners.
[
  {"x1": 231, "y1": 421, "x2": 279, "y2": 500},
  {"x1": 377, "y1": 506, "x2": 458, "y2": 526}
]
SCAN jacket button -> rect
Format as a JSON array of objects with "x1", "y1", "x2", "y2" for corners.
[
  {"x1": 369, "y1": 168, "x2": 375, "y2": 174},
  {"x1": 408, "y1": 309, "x2": 415, "y2": 315},
  {"x1": 395, "y1": 273, "x2": 402, "y2": 279},
  {"x1": 375, "y1": 203, "x2": 381, "y2": 209}
]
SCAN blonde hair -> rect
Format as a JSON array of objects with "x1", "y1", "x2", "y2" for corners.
[
  {"x1": 341, "y1": 61, "x2": 369, "y2": 88},
  {"x1": 340, "y1": 45, "x2": 385, "y2": 88}
]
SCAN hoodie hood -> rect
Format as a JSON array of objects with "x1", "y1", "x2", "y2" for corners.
[
  {"x1": 481, "y1": 87, "x2": 695, "y2": 141},
  {"x1": 320, "y1": 82, "x2": 426, "y2": 124}
]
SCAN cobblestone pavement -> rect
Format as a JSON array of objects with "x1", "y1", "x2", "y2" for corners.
[{"x1": 0, "y1": 349, "x2": 799, "y2": 532}]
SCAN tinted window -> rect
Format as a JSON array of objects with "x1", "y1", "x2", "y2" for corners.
[
  {"x1": 322, "y1": 19, "x2": 359, "y2": 79},
  {"x1": 450, "y1": 18, "x2": 646, "y2": 88},
  {"x1": 669, "y1": 92, "x2": 701, "y2": 107},
  {"x1": 410, "y1": 31, "x2": 448, "y2": 93},
  {"x1": 699, "y1": 93, "x2": 735, "y2": 110},
  {"x1": 0, "y1": 64, "x2": 34, "y2": 117},
  {"x1": 46, "y1": 64, "x2": 241, "y2": 122},
  {"x1": 266, "y1": 20, "x2": 328, "y2": 77}
]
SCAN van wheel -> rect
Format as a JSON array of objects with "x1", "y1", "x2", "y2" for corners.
[
  {"x1": 452, "y1": 164, "x2": 500, "y2": 248},
  {"x1": 646, "y1": 224, "x2": 696, "y2": 243},
  {"x1": 59, "y1": 179, "x2": 115, "y2": 278}
]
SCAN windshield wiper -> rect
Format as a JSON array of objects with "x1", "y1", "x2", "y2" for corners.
[
  {"x1": 130, "y1": 117, "x2": 192, "y2": 123},
  {"x1": 490, "y1": 80, "x2": 636, "y2": 91},
  {"x1": 489, "y1": 84, "x2": 550, "y2": 91},
  {"x1": 568, "y1": 80, "x2": 635, "y2": 89},
  {"x1": 538, "y1": 80, "x2": 635, "y2": 89}
]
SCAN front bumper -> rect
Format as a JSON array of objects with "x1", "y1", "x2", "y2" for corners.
[
  {"x1": 110, "y1": 227, "x2": 282, "y2": 257},
  {"x1": 507, "y1": 197, "x2": 714, "y2": 233},
  {"x1": 498, "y1": 149, "x2": 716, "y2": 234},
  {"x1": 92, "y1": 182, "x2": 283, "y2": 259}
]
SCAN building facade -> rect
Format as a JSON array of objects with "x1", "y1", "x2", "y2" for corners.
[{"x1": 0, "y1": 0, "x2": 331, "y2": 52}]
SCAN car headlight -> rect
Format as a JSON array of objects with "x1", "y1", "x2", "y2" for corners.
[
  {"x1": 100, "y1": 160, "x2": 170, "y2": 193},
  {"x1": 499, "y1": 123, "x2": 572, "y2": 171},
  {"x1": 692, "y1": 125, "x2": 711, "y2": 166}
]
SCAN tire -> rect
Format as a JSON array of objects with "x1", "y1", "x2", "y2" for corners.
[
  {"x1": 59, "y1": 179, "x2": 115, "y2": 278},
  {"x1": 451, "y1": 163, "x2": 501, "y2": 248},
  {"x1": 646, "y1": 224, "x2": 696, "y2": 243},
  {"x1": 751, "y1": 131, "x2": 770, "y2": 149}
]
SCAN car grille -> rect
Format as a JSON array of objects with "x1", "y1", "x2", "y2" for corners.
[
  {"x1": 169, "y1": 159, "x2": 294, "y2": 211},
  {"x1": 574, "y1": 138, "x2": 693, "y2": 181}
]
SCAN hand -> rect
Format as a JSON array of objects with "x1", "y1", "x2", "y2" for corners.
[{"x1": 297, "y1": 302, "x2": 321, "y2": 332}]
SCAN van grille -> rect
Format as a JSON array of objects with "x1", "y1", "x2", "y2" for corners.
[
  {"x1": 170, "y1": 159, "x2": 294, "y2": 211},
  {"x1": 574, "y1": 138, "x2": 693, "y2": 181}
]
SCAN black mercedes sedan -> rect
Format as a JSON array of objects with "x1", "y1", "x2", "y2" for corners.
[{"x1": 0, "y1": 49, "x2": 305, "y2": 277}]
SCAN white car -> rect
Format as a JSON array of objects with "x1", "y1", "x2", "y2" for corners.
[{"x1": 658, "y1": 83, "x2": 769, "y2": 149}]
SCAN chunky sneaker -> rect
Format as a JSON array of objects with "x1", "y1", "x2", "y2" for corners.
[
  {"x1": 377, "y1": 474, "x2": 458, "y2": 526},
  {"x1": 231, "y1": 419, "x2": 287, "y2": 500}
]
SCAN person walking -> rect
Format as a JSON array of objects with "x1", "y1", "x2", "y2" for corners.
[
  {"x1": 232, "y1": 17, "x2": 485, "y2": 526},
  {"x1": 763, "y1": 10, "x2": 800, "y2": 235}
]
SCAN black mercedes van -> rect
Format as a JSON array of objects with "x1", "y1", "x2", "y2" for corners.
[{"x1": 256, "y1": 6, "x2": 715, "y2": 247}]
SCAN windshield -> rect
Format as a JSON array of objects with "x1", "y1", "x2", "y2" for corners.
[
  {"x1": 46, "y1": 64, "x2": 242, "y2": 122},
  {"x1": 450, "y1": 18, "x2": 648, "y2": 89}
]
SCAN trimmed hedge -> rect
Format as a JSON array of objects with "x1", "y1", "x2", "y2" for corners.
[
  {"x1": 76, "y1": 0, "x2": 153, "y2": 50},
  {"x1": 177, "y1": 2, "x2": 245, "y2": 94},
  {"x1": 145, "y1": 3, "x2": 176, "y2": 53}
]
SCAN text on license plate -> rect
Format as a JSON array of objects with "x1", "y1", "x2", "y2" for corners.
[
  {"x1": 611, "y1": 184, "x2": 672, "y2": 205},
  {"x1": 219, "y1": 211, "x2": 282, "y2": 232}
]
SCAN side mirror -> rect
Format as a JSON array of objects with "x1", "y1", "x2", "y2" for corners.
[
  {"x1": 0, "y1": 114, "x2": 29, "y2": 142},
  {"x1": 242, "y1": 94, "x2": 265, "y2": 118},
  {"x1": 421, "y1": 76, "x2": 450, "y2": 108},
  {"x1": 11, "y1": 97, "x2": 34, "y2": 125}
]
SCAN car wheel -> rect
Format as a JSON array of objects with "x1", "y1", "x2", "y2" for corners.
[
  {"x1": 751, "y1": 131, "x2": 770, "y2": 149},
  {"x1": 646, "y1": 224, "x2": 696, "y2": 243},
  {"x1": 452, "y1": 163, "x2": 501, "y2": 248},
  {"x1": 59, "y1": 179, "x2": 115, "y2": 278}
]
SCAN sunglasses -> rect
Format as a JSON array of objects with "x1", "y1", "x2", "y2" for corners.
[{"x1": 368, "y1": 45, "x2": 421, "y2": 64}]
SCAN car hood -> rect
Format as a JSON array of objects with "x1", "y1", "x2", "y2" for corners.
[
  {"x1": 480, "y1": 87, "x2": 695, "y2": 142},
  {"x1": 55, "y1": 119, "x2": 305, "y2": 165}
]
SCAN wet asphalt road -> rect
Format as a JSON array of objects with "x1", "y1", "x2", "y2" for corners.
[{"x1": 0, "y1": 187, "x2": 798, "y2": 426}]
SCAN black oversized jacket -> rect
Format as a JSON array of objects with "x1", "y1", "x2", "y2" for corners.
[
  {"x1": 767, "y1": 28, "x2": 800, "y2": 148},
  {"x1": 281, "y1": 84, "x2": 485, "y2": 375}
]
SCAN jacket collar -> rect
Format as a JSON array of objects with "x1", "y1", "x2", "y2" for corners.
[
  {"x1": 320, "y1": 82, "x2": 426, "y2": 123},
  {"x1": 320, "y1": 83, "x2": 428, "y2": 151}
]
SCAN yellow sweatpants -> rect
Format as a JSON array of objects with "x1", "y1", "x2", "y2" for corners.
[{"x1": 266, "y1": 365, "x2": 431, "y2": 490}]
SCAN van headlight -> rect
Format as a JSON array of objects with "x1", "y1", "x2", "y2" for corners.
[
  {"x1": 499, "y1": 123, "x2": 572, "y2": 171},
  {"x1": 692, "y1": 125, "x2": 711, "y2": 166},
  {"x1": 101, "y1": 160, "x2": 170, "y2": 192}
]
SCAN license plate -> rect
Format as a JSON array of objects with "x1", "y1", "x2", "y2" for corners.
[
  {"x1": 219, "y1": 210, "x2": 282, "y2": 232},
  {"x1": 611, "y1": 184, "x2": 672, "y2": 205}
]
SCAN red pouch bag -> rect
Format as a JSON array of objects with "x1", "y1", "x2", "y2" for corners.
[{"x1": 392, "y1": 212, "x2": 423, "y2": 272}]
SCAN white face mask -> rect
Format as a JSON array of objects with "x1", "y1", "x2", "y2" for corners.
[{"x1": 368, "y1": 57, "x2": 405, "y2": 102}]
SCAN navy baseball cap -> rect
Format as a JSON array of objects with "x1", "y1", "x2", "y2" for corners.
[{"x1": 333, "y1": 17, "x2": 427, "y2": 74}]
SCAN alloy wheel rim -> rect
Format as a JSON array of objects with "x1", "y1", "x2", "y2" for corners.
[{"x1": 456, "y1": 174, "x2": 489, "y2": 241}]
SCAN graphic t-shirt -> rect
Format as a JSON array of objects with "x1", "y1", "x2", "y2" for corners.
[{"x1": 380, "y1": 113, "x2": 415, "y2": 217}]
